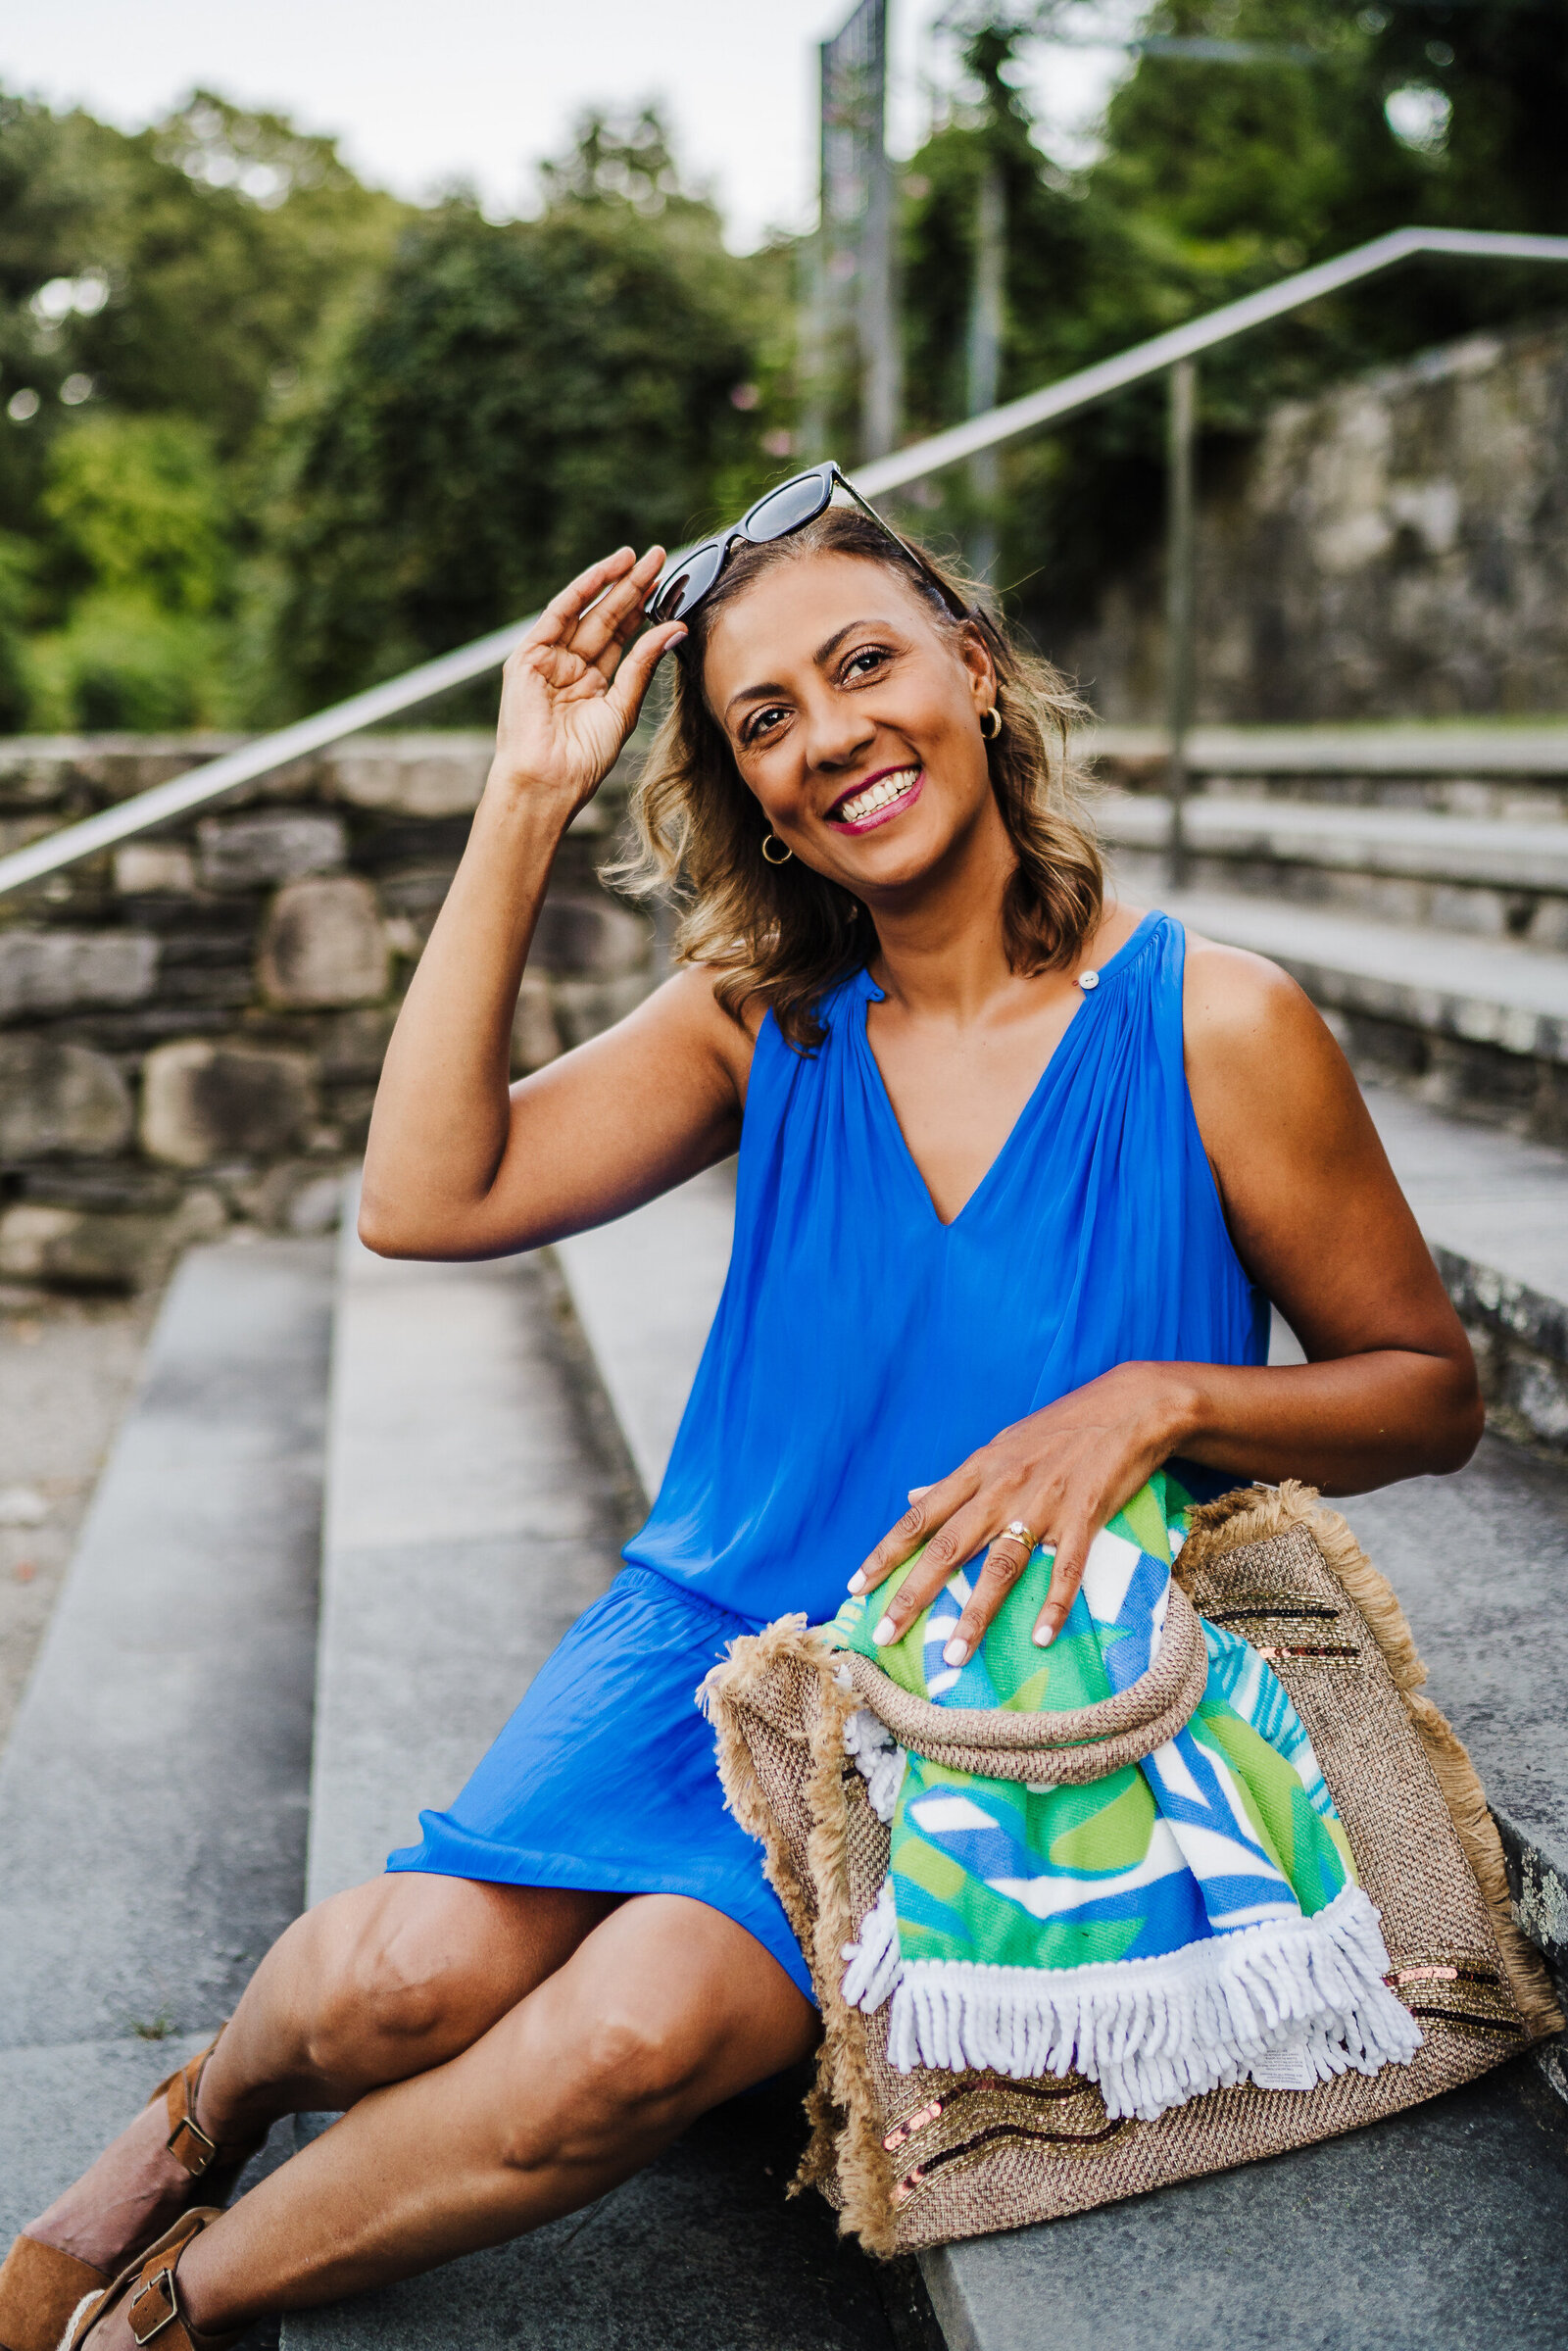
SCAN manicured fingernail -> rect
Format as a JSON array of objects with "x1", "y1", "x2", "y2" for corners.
[
  {"x1": 872, "y1": 1616, "x2": 897, "y2": 1646},
  {"x1": 1033, "y1": 1622, "x2": 1054, "y2": 1647},
  {"x1": 943, "y1": 1637, "x2": 968, "y2": 1668},
  {"x1": 847, "y1": 1570, "x2": 866, "y2": 1593}
]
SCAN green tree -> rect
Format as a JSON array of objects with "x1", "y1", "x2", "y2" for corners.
[
  {"x1": 24, "y1": 413, "x2": 231, "y2": 727},
  {"x1": 42, "y1": 414, "x2": 228, "y2": 612},
  {"x1": 263, "y1": 112, "x2": 773, "y2": 710},
  {"x1": 0, "y1": 84, "x2": 408, "y2": 726},
  {"x1": 898, "y1": 2, "x2": 1568, "y2": 651}
]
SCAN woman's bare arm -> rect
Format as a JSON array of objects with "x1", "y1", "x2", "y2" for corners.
[
  {"x1": 358, "y1": 547, "x2": 750, "y2": 1260},
  {"x1": 850, "y1": 941, "x2": 1484, "y2": 1664}
]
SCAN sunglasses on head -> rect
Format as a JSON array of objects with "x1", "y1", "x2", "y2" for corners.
[{"x1": 644, "y1": 460, "x2": 979, "y2": 631}]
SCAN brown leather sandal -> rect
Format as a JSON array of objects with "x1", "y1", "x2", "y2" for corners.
[
  {"x1": 0, "y1": 2236, "x2": 110, "y2": 2351},
  {"x1": 62, "y1": 2212, "x2": 243, "y2": 2351},
  {"x1": 149, "y1": 2032, "x2": 264, "y2": 2212},
  {"x1": 0, "y1": 2029, "x2": 261, "y2": 2351}
]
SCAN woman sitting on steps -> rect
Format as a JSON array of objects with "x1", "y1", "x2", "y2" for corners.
[{"x1": 0, "y1": 478, "x2": 1482, "y2": 2351}]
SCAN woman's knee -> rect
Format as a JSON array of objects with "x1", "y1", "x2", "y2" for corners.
[
  {"x1": 496, "y1": 1994, "x2": 701, "y2": 2174},
  {"x1": 296, "y1": 1879, "x2": 503, "y2": 2083}
]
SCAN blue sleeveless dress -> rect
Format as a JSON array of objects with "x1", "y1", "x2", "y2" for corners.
[{"x1": 387, "y1": 911, "x2": 1269, "y2": 1999}]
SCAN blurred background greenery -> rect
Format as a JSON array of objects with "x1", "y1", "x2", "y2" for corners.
[{"x1": 0, "y1": 0, "x2": 1564, "y2": 733}]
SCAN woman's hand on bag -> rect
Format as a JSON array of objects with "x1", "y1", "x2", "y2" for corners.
[
  {"x1": 488, "y1": 545, "x2": 686, "y2": 821},
  {"x1": 848, "y1": 1362, "x2": 1199, "y2": 1664}
]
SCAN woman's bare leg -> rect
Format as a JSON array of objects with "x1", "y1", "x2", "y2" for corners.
[
  {"x1": 24, "y1": 1874, "x2": 616, "y2": 2275},
  {"x1": 99, "y1": 1895, "x2": 815, "y2": 2343}
]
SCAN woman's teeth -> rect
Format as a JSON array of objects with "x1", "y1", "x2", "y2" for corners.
[{"x1": 835, "y1": 768, "x2": 919, "y2": 824}]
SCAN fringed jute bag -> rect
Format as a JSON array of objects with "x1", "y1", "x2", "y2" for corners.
[{"x1": 702, "y1": 1481, "x2": 1561, "y2": 2256}]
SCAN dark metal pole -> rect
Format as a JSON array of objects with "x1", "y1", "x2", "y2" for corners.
[{"x1": 1165, "y1": 356, "x2": 1197, "y2": 890}]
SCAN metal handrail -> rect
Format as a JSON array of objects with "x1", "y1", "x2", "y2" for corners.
[{"x1": 4, "y1": 223, "x2": 1568, "y2": 901}]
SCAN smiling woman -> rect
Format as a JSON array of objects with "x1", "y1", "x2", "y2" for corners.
[
  {"x1": 617, "y1": 504, "x2": 1102, "y2": 1053},
  {"x1": 3, "y1": 499, "x2": 1488, "y2": 2349}
]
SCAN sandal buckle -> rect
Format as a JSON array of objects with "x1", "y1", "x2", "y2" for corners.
[
  {"x1": 128, "y1": 2265, "x2": 182, "y2": 2346},
  {"x1": 167, "y1": 2113, "x2": 219, "y2": 2179}
]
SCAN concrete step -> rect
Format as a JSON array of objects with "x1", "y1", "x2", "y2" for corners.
[
  {"x1": 1161, "y1": 890, "x2": 1568, "y2": 1064},
  {"x1": 555, "y1": 1162, "x2": 1568, "y2": 2350},
  {"x1": 1156, "y1": 886, "x2": 1568, "y2": 1143},
  {"x1": 1103, "y1": 794, "x2": 1568, "y2": 946},
  {"x1": 0, "y1": 1237, "x2": 331, "y2": 2247},
  {"x1": 1083, "y1": 721, "x2": 1568, "y2": 784},
  {"x1": 1362, "y1": 1087, "x2": 1568, "y2": 1449},
  {"x1": 284, "y1": 1207, "x2": 909, "y2": 2351}
]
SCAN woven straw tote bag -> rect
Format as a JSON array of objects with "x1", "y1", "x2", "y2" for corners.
[{"x1": 702, "y1": 1483, "x2": 1562, "y2": 2257}]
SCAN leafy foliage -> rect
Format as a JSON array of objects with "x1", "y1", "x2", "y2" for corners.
[
  {"x1": 898, "y1": 1, "x2": 1568, "y2": 647},
  {"x1": 0, "y1": 86, "x2": 405, "y2": 725},
  {"x1": 262, "y1": 118, "x2": 779, "y2": 710},
  {"x1": 2, "y1": 17, "x2": 1566, "y2": 731}
]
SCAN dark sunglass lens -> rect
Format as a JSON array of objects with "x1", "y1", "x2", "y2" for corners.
[
  {"x1": 746, "y1": 473, "x2": 830, "y2": 544},
  {"x1": 649, "y1": 543, "x2": 723, "y2": 621}
]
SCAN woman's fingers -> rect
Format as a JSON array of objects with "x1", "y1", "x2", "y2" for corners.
[
  {"x1": 941, "y1": 1533, "x2": 1040, "y2": 1666},
  {"x1": 606, "y1": 620, "x2": 685, "y2": 729},
  {"x1": 522, "y1": 548, "x2": 639, "y2": 652},
  {"x1": 849, "y1": 1467, "x2": 977, "y2": 1599},
  {"x1": 865, "y1": 1495, "x2": 997, "y2": 1647},
  {"x1": 572, "y1": 547, "x2": 668, "y2": 678},
  {"x1": 1031, "y1": 1525, "x2": 1093, "y2": 1649}
]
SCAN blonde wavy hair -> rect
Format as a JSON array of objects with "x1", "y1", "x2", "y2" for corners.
[{"x1": 611, "y1": 507, "x2": 1103, "y2": 1051}]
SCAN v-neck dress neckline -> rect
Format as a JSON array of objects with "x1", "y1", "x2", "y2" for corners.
[{"x1": 854, "y1": 909, "x2": 1163, "y2": 1232}]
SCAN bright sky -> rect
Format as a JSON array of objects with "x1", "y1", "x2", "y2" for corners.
[{"x1": 0, "y1": 1, "x2": 1132, "y2": 252}]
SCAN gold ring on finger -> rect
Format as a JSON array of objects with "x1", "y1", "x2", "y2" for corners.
[{"x1": 996, "y1": 1521, "x2": 1039, "y2": 1552}]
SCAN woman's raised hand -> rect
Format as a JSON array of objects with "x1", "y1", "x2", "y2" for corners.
[
  {"x1": 846, "y1": 1362, "x2": 1195, "y2": 1666},
  {"x1": 490, "y1": 546, "x2": 686, "y2": 820}
]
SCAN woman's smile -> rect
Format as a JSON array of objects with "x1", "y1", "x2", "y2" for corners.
[{"x1": 825, "y1": 762, "x2": 924, "y2": 833}]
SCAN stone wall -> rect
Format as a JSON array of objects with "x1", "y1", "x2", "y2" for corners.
[
  {"x1": 0, "y1": 734, "x2": 656, "y2": 1290},
  {"x1": 1058, "y1": 313, "x2": 1568, "y2": 722}
]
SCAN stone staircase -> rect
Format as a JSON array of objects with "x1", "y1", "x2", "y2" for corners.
[
  {"x1": 3, "y1": 1112, "x2": 1567, "y2": 2346},
  {"x1": 1092, "y1": 724, "x2": 1568, "y2": 1140}
]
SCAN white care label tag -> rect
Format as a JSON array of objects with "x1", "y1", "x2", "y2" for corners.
[{"x1": 1250, "y1": 2034, "x2": 1317, "y2": 2092}]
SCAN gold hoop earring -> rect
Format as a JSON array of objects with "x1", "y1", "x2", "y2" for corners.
[
  {"x1": 979, "y1": 705, "x2": 1004, "y2": 742},
  {"x1": 761, "y1": 833, "x2": 794, "y2": 865}
]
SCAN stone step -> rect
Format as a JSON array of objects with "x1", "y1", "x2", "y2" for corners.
[
  {"x1": 1083, "y1": 721, "x2": 1568, "y2": 781},
  {"x1": 284, "y1": 1204, "x2": 910, "y2": 2351},
  {"x1": 1361, "y1": 1087, "x2": 1568, "y2": 1449},
  {"x1": 0, "y1": 1236, "x2": 331, "y2": 2247},
  {"x1": 1161, "y1": 891, "x2": 1568, "y2": 1063},
  {"x1": 1103, "y1": 795, "x2": 1568, "y2": 947},
  {"x1": 555, "y1": 1159, "x2": 1568, "y2": 2350},
  {"x1": 1156, "y1": 887, "x2": 1568, "y2": 1142}
]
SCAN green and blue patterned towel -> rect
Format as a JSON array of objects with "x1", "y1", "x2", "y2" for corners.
[{"x1": 827, "y1": 1470, "x2": 1420, "y2": 2121}]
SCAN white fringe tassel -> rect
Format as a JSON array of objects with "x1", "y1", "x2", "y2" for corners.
[
  {"x1": 842, "y1": 1707, "x2": 906, "y2": 1825},
  {"x1": 840, "y1": 1878, "x2": 1421, "y2": 2123}
]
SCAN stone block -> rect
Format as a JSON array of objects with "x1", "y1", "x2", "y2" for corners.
[
  {"x1": 197, "y1": 811, "x2": 346, "y2": 890},
  {"x1": 140, "y1": 1039, "x2": 316, "y2": 1168},
  {"x1": 0, "y1": 1038, "x2": 133, "y2": 1159},
  {"x1": 0, "y1": 1191, "x2": 224, "y2": 1291},
  {"x1": 550, "y1": 972, "x2": 656, "y2": 1051},
  {"x1": 0, "y1": 929, "x2": 157, "y2": 1021},
  {"x1": 532, "y1": 893, "x2": 651, "y2": 979},
  {"x1": 318, "y1": 1008, "x2": 398, "y2": 1085},
  {"x1": 113, "y1": 844, "x2": 195, "y2": 896},
  {"x1": 19, "y1": 1166, "x2": 182, "y2": 1212},
  {"x1": 258, "y1": 877, "x2": 389, "y2": 1010},
  {"x1": 512, "y1": 975, "x2": 561, "y2": 1074},
  {"x1": 328, "y1": 733, "x2": 493, "y2": 817},
  {"x1": 233, "y1": 1159, "x2": 349, "y2": 1235}
]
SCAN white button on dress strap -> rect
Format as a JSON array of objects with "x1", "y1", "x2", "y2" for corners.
[{"x1": 1079, "y1": 969, "x2": 1100, "y2": 991}]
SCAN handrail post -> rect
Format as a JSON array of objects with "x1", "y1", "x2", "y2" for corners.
[{"x1": 1165, "y1": 355, "x2": 1198, "y2": 891}]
